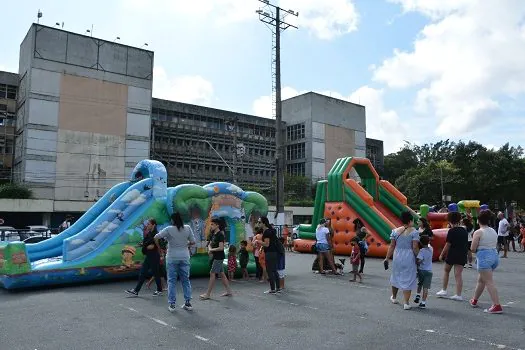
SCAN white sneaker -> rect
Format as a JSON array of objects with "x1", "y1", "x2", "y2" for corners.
[
  {"x1": 403, "y1": 304, "x2": 411, "y2": 310},
  {"x1": 436, "y1": 290, "x2": 448, "y2": 298},
  {"x1": 390, "y1": 296, "x2": 399, "y2": 304},
  {"x1": 449, "y1": 295, "x2": 463, "y2": 301}
]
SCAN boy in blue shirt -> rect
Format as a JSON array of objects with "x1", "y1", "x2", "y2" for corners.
[{"x1": 414, "y1": 235, "x2": 433, "y2": 308}]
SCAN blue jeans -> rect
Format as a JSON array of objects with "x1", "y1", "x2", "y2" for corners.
[{"x1": 167, "y1": 259, "x2": 192, "y2": 305}]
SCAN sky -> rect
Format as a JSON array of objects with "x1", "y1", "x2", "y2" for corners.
[{"x1": 1, "y1": 0, "x2": 524, "y2": 155}]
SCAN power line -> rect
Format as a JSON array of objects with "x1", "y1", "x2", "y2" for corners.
[{"x1": 256, "y1": 0, "x2": 298, "y2": 216}]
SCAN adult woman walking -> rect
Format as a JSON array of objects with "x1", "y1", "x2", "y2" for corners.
[
  {"x1": 155, "y1": 213, "x2": 196, "y2": 312},
  {"x1": 384, "y1": 211, "x2": 420, "y2": 310},
  {"x1": 469, "y1": 210, "x2": 503, "y2": 314},
  {"x1": 200, "y1": 218, "x2": 232, "y2": 299},
  {"x1": 126, "y1": 219, "x2": 163, "y2": 297},
  {"x1": 254, "y1": 216, "x2": 281, "y2": 294},
  {"x1": 436, "y1": 212, "x2": 468, "y2": 301}
]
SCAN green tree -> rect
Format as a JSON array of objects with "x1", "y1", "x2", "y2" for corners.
[{"x1": 0, "y1": 183, "x2": 33, "y2": 199}]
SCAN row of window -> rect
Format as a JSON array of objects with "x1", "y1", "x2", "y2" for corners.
[
  {"x1": 287, "y1": 123, "x2": 305, "y2": 141},
  {"x1": 166, "y1": 162, "x2": 275, "y2": 177},
  {"x1": 286, "y1": 143, "x2": 306, "y2": 161},
  {"x1": 0, "y1": 85, "x2": 17, "y2": 100},
  {"x1": 287, "y1": 162, "x2": 306, "y2": 176},
  {"x1": 152, "y1": 109, "x2": 276, "y2": 138},
  {"x1": 153, "y1": 137, "x2": 275, "y2": 158}
]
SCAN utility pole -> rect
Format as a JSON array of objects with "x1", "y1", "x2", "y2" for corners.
[{"x1": 256, "y1": 0, "x2": 298, "y2": 218}]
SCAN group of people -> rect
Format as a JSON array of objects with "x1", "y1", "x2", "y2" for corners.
[
  {"x1": 385, "y1": 210, "x2": 504, "y2": 314},
  {"x1": 125, "y1": 214, "x2": 287, "y2": 311}
]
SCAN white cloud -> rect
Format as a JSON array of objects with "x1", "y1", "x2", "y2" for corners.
[
  {"x1": 71, "y1": 239, "x2": 85, "y2": 247},
  {"x1": 349, "y1": 86, "x2": 406, "y2": 153},
  {"x1": 279, "y1": 0, "x2": 359, "y2": 39},
  {"x1": 153, "y1": 66, "x2": 214, "y2": 106},
  {"x1": 252, "y1": 87, "x2": 301, "y2": 118},
  {"x1": 124, "y1": 0, "x2": 358, "y2": 40},
  {"x1": 252, "y1": 86, "x2": 404, "y2": 153},
  {"x1": 375, "y1": 0, "x2": 525, "y2": 137}
]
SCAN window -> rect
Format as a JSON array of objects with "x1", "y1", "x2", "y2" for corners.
[
  {"x1": 286, "y1": 123, "x2": 306, "y2": 141},
  {"x1": 286, "y1": 143, "x2": 305, "y2": 161},
  {"x1": 286, "y1": 163, "x2": 305, "y2": 176}
]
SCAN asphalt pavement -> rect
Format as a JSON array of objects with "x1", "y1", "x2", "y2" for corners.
[{"x1": 1, "y1": 251, "x2": 524, "y2": 350}]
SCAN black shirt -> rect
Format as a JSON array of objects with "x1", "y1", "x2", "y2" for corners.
[
  {"x1": 262, "y1": 228, "x2": 278, "y2": 253},
  {"x1": 446, "y1": 226, "x2": 468, "y2": 262},
  {"x1": 141, "y1": 231, "x2": 160, "y2": 257},
  {"x1": 210, "y1": 230, "x2": 226, "y2": 260},
  {"x1": 238, "y1": 247, "x2": 249, "y2": 266}
]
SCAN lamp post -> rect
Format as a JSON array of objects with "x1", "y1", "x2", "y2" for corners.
[{"x1": 203, "y1": 140, "x2": 237, "y2": 184}]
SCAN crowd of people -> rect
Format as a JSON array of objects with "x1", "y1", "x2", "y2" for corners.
[
  {"x1": 125, "y1": 213, "x2": 287, "y2": 311},
  {"x1": 123, "y1": 207, "x2": 519, "y2": 315},
  {"x1": 384, "y1": 209, "x2": 506, "y2": 314}
]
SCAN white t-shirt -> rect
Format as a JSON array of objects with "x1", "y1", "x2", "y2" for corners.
[
  {"x1": 498, "y1": 218, "x2": 509, "y2": 237},
  {"x1": 315, "y1": 226, "x2": 329, "y2": 244},
  {"x1": 467, "y1": 229, "x2": 474, "y2": 242},
  {"x1": 245, "y1": 223, "x2": 254, "y2": 240},
  {"x1": 155, "y1": 225, "x2": 195, "y2": 261}
]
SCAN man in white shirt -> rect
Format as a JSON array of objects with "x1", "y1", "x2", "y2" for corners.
[{"x1": 497, "y1": 212, "x2": 509, "y2": 258}]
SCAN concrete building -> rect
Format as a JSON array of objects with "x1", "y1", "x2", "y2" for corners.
[
  {"x1": 0, "y1": 71, "x2": 18, "y2": 181},
  {"x1": 151, "y1": 99, "x2": 279, "y2": 187},
  {"x1": 366, "y1": 137, "x2": 384, "y2": 174},
  {"x1": 282, "y1": 92, "x2": 366, "y2": 181},
  {"x1": 14, "y1": 24, "x2": 153, "y2": 211}
]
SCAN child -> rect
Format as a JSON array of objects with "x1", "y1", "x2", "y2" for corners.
[
  {"x1": 414, "y1": 235, "x2": 433, "y2": 308},
  {"x1": 349, "y1": 237, "x2": 362, "y2": 283},
  {"x1": 287, "y1": 233, "x2": 293, "y2": 252},
  {"x1": 227, "y1": 245, "x2": 238, "y2": 282},
  {"x1": 277, "y1": 237, "x2": 286, "y2": 290},
  {"x1": 238, "y1": 240, "x2": 249, "y2": 280}
]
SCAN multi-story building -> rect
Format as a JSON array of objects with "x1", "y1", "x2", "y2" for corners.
[
  {"x1": 151, "y1": 99, "x2": 279, "y2": 187},
  {"x1": 282, "y1": 92, "x2": 367, "y2": 181},
  {"x1": 366, "y1": 137, "x2": 384, "y2": 174},
  {"x1": 0, "y1": 71, "x2": 18, "y2": 181},
  {"x1": 14, "y1": 23, "x2": 153, "y2": 211}
]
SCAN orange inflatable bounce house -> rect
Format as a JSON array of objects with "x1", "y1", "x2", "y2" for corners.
[{"x1": 294, "y1": 157, "x2": 419, "y2": 258}]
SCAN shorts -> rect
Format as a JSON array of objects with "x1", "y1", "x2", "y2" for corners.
[
  {"x1": 278, "y1": 270, "x2": 285, "y2": 279},
  {"x1": 417, "y1": 270, "x2": 433, "y2": 289},
  {"x1": 497, "y1": 236, "x2": 507, "y2": 245},
  {"x1": 316, "y1": 243, "x2": 330, "y2": 253},
  {"x1": 476, "y1": 249, "x2": 499, "y2": 271},
  {"x1": 210, "y1": 259, "x2": 224, "y2": 274},
  {"x1": 351, "y1": 264, "x2": 359, "y2": 272}
]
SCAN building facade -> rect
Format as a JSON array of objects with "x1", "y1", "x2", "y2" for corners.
[
  {"x1": 0, "y1": 71, "x2": 18, "y2": 181},
  {"x1": 366, "y1": 137, "x2": 384, "y2": 174},
  {"x1": 151, "y1": 99, "x2": 278, "y2": 187},
  {"x1": 14, "y1": 24, "x2": 153, "y2": 210},
  {"x1": 282, "y1": 92, "x2": 367, "y2": 181}
]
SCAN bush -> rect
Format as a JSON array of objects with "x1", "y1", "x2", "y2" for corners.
[{"x1": 0, "y1": 183, "x2": 33, "y2": 199}]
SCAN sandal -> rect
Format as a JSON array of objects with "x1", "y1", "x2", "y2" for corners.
[
  {"x1": 220, "y1": 292, "x2": 233, "y2": 297},
  {"x1": 199, "y1": 294, "x2": 211, "y2": 300}
]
